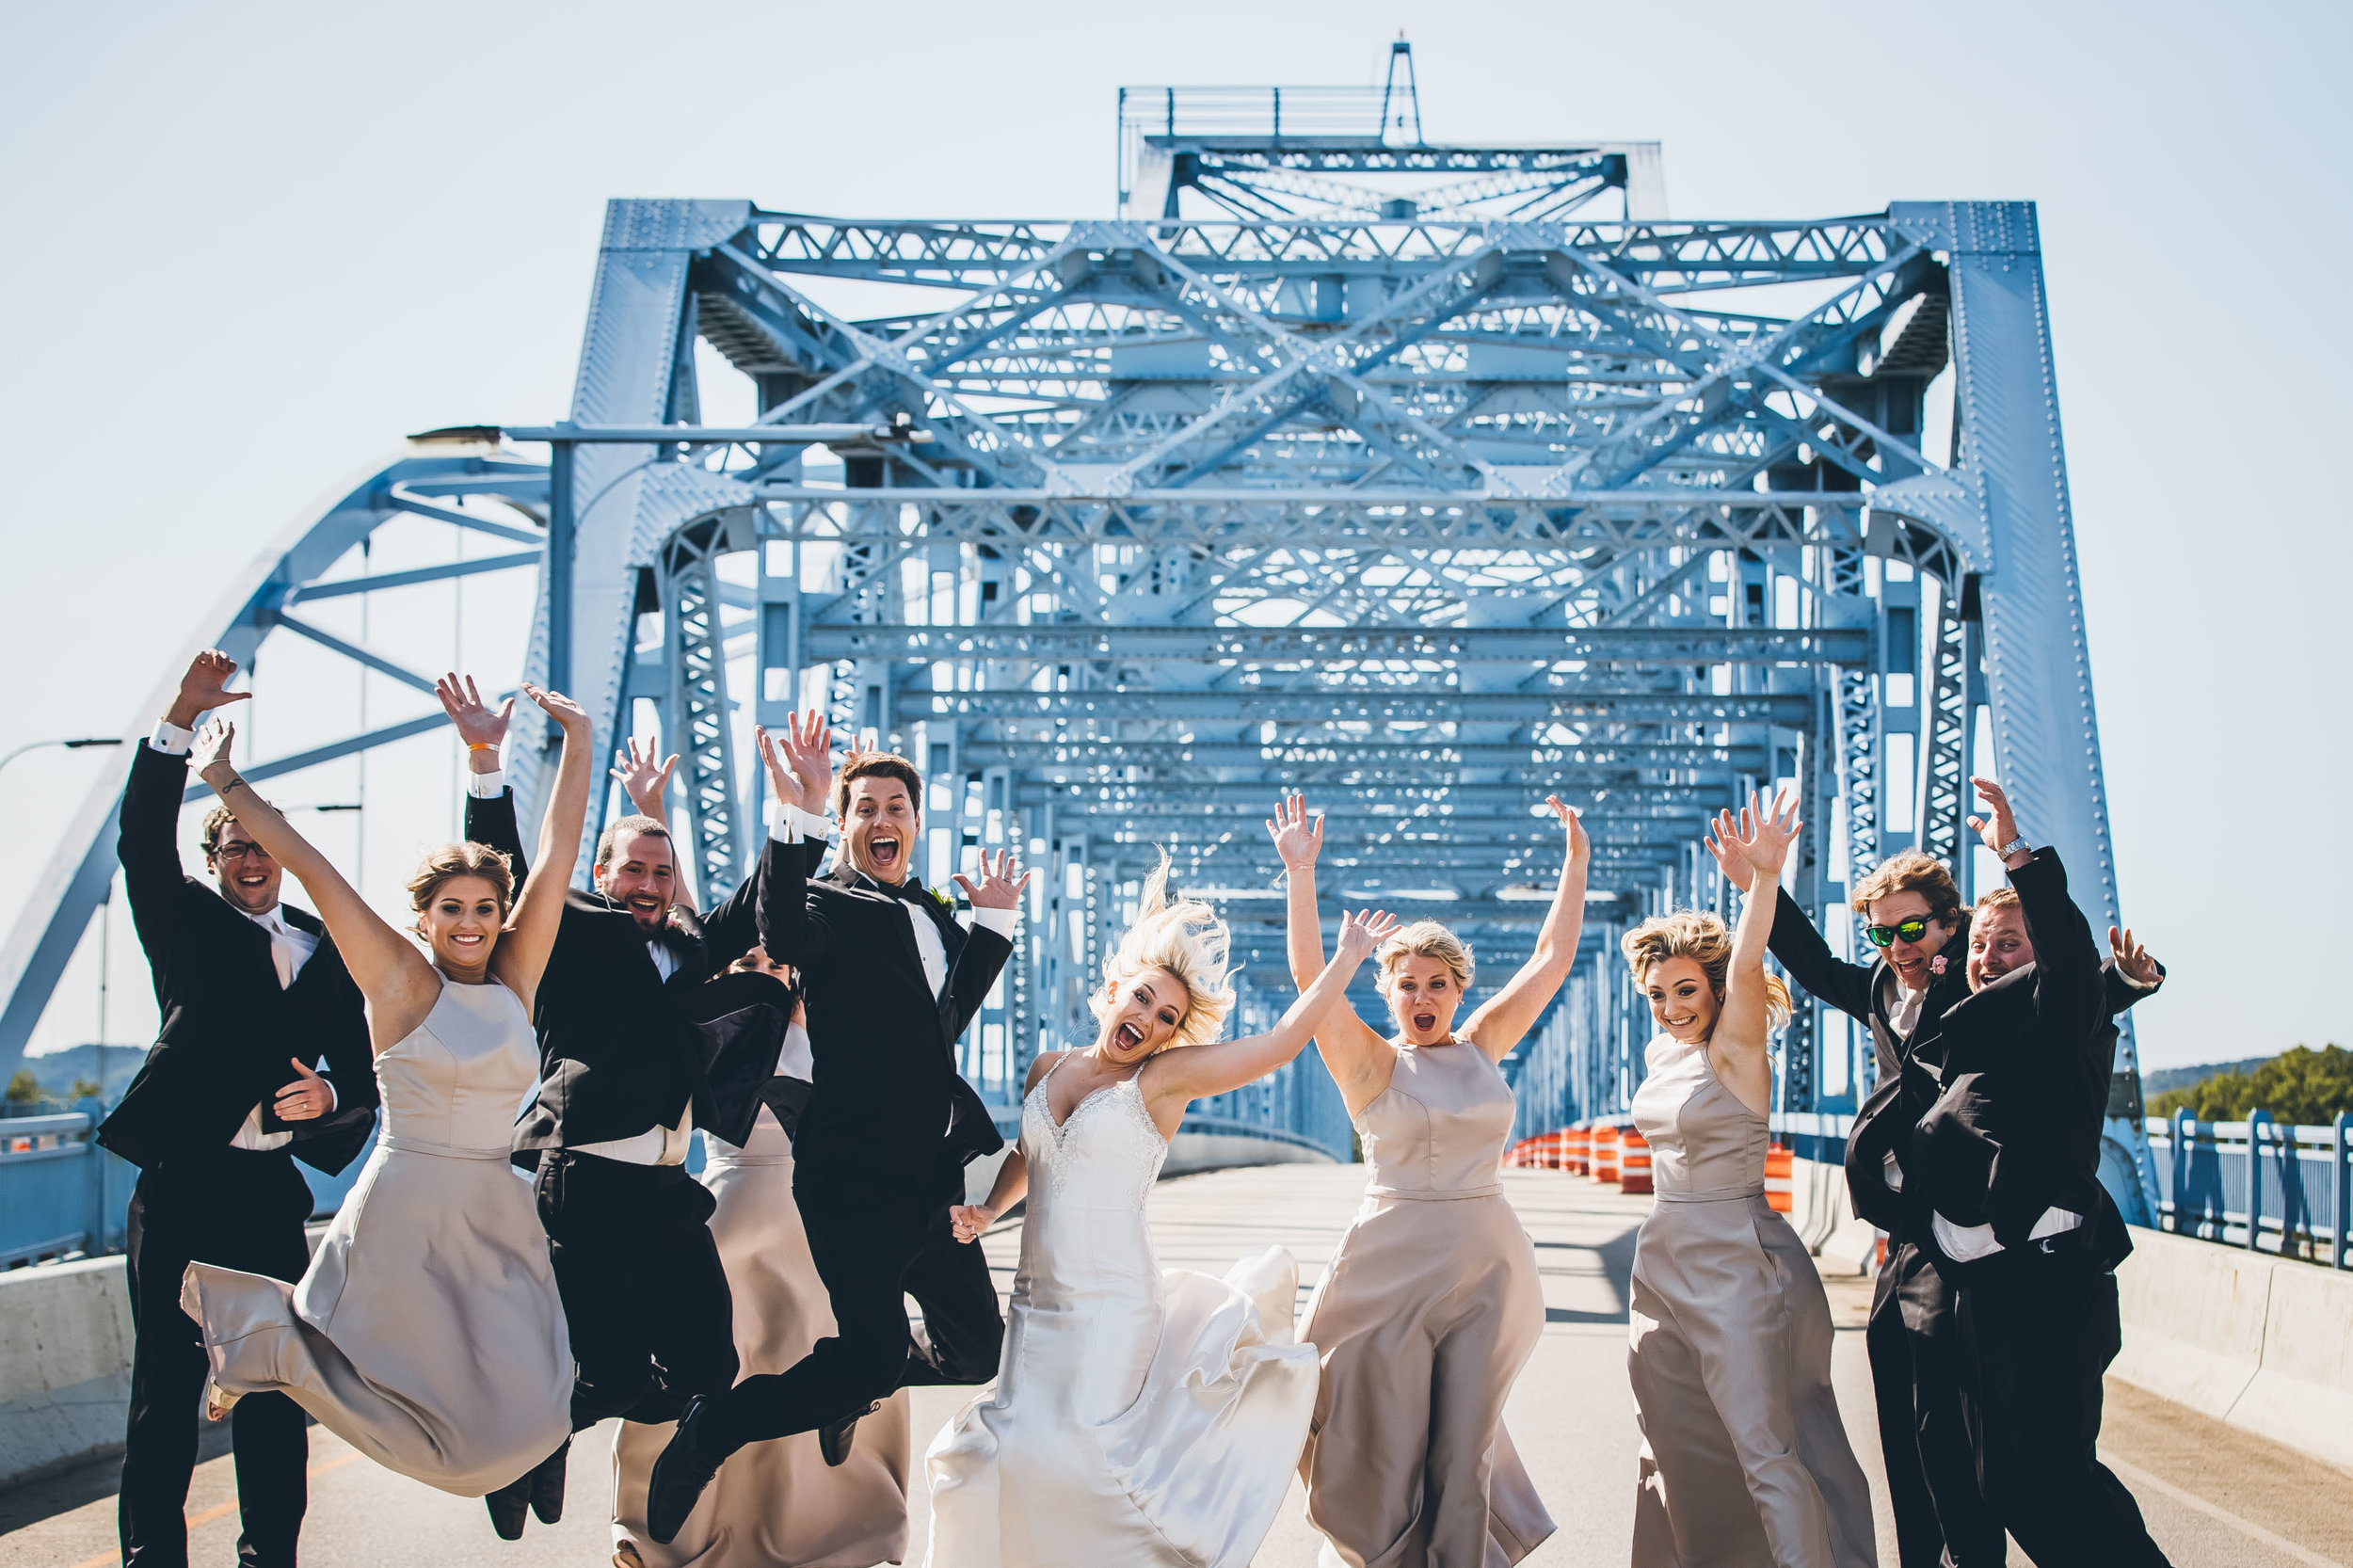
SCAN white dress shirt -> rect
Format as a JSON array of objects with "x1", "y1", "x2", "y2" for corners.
[{"x1": 152, "y1": 722, "x2": 340, "y2": 1151}]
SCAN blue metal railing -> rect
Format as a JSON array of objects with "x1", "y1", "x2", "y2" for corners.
[
  {"x1": 0, "y1": 1097, "x2": 373, "y2": 1268},
  {"x1": 0, "y1": 1101, "x2": 134, "y2": 1267},
  {"x1": 2147, "y1": 1111, "x2": 2353, "y2": 1267}
]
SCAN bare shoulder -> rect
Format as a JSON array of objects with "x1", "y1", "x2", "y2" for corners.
[{"x1": 1022, "y1": 1050, "x2": 1065, "y2": 1095}]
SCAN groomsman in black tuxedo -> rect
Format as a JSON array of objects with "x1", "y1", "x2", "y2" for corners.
[
  {"x1": 1894, "y1": 779, "x2": 2171, "y2": 1566},
  {"x1": 1750, "y1": 791, "x2": 2159, "y2": 1568},
  {"x1": 440, "y1": 679, "x2": 808, "y2": 1539},
  {"x1": 646, "y1": 715, "x2": 1029, "y2": 1544},
  {"x1": 101, "y1": 649, "x2": 378, "y2": 1568}
]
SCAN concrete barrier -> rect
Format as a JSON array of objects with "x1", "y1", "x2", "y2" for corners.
[
  {"x1": 1786, "y1": 1151, "x2": 1881, "y2": 1277},
  {"x1": 2110, "y1": 1226, "x2": 2353, "y2": 1473},
  {"x1": 0, "y1": 1254, "x2": 136, "y2": 1487}
]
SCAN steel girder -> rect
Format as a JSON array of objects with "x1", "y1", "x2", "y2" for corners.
[
  {"x1": 482, "y1": 193, "x2": 2148, "y2": 1202},
  {"x1": 0, "y1": 173, "x2": 2150, "y2": 1205}
]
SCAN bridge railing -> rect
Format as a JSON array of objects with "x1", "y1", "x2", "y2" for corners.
[
  {"x1": 2146, "y1": 1111, "x2": 2353, "y2": 1267},
  {"x1": 0, "y1": 1096, "x2": 376, "y2": 1269},
  {"x1": 0, "y1": 1101, "x2": 132, "y2": 1268}
]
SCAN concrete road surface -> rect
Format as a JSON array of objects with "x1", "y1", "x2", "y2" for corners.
[{"x1": 7, "y1": 1164, "x2": 2350, "y2": 1566}]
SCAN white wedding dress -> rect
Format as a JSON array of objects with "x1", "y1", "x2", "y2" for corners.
[{"x1": 923, "y1": 1060, "x2": 1319, "y2": 1568}]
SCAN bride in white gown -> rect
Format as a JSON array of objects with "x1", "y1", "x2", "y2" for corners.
[
  {"x1": 175, "y1": 682, "x2": 591, "y2": 1507},
  {"x1": 923, "y1": 857, "x2": 1392, "y2": 1568}
]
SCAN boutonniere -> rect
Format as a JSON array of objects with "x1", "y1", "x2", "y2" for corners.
[
  {"x1": 929, "y1": 887, "x2": 955, "y2": 912},
  {"x1": 1930, "y1": 954, "x2": 1949, "y2": 976}
]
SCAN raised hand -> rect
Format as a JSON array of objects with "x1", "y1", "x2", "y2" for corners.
[
  {"x1": 2109, "y1": 925, "x2": 2162, "y2": 987},
  {"x1": 1737, "y1": 789, "x2": 1802, "y2": 880},
  {"x1": 521, "y1": 683, "x2": 590, "y2": 737},
  {"x1": 949, "y1": 1203, "x2": 994, "y2": 1243},
  {"x1": 271, "y1": 1058, "x2": 330, "y2": 1123},
  {"x1": 1544, "y1": 795, "x2": 1589, "y2": 868},
  {"x1": 783, "y1": 710, "x2": 836, "y2": 813},
  {"x1": 167, "y1": 649, "x2": 253, "y2": 729},
  {"x1": 1265, "y1": 793, "x2": 1324, "y2": 872},
  {"x1": 952, "y1": 847, "x2": 1033, "y2": 910},
  {"x1": 190, "y1": 717, "x2": 237, "y2": 783},
  {"x1": 1335, "y1": 907, "x2": 1400, "y2": 963},
  {"x1": 435, "y1": 673, "x2": 514, "y2": 753},
  {"x1": 611, "y1": 735, "x2": 679, "y2": 818},
  {"x1": 1968, "y1": 776, "x2": 2029, "y2": 868},
  {"x1": 1705, "y1": 807, "x2": 1755, "y2": 892}
]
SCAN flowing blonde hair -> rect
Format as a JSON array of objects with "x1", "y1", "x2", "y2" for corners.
[
  {"x1": 1092, "y1": 851, "x2": 1236, "y2": 1051},
  {"x1": 1620, "y1": 910, "x2": 1792, "y2": 1031}
]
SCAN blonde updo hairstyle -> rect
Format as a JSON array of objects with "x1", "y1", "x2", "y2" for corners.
[
  {"x1": 1374, "y1": 920, "x2": 1476, "y2": 998},
  {"x1": 1091, "y1": 851, "x2": 1236, "y2": 1052},
  {"x1": 406, "y1": 841, "x2": 516, "y2": 926},
  {"x1": 1620, "y1": 910, "x2": 1792, "y2": 1032}
]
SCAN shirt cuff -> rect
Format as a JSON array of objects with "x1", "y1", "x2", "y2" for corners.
[
  {"x1": 771, "y1": 804, "x2": 837, "y2": 845},
  {"x1": 973, "y1": 905, "x2": 1019, "y2": 938},
  {"x1": 465, "y1": 768, "x2": 504, "y2": 800},
  {"x1": 150, "y1": 720, "x2": 194, "y2": 755}
]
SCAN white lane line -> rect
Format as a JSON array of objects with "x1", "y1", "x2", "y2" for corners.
[{"x1": 2105, "y1": 1454, "x2": 2347, "y2": 1568}]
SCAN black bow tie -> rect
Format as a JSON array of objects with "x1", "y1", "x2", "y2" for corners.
[{"x1": 878, "y1": 875, "x2": 937, "y2": 910}]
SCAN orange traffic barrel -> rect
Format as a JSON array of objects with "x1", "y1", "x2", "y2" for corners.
[
  {"x1": 1765, "y1": 1143, "x2": 1794, "y2": 1214},
  {"x1": 1565, "y1": 1126, "x2": 1592, "y2": 1176},
  {"x1": 1592, "y1": 1124, "x2": 1622, "y2": 1184},
  {"x1": 1618, "y1": 1128, "x2": 1654, "y2": 1194}
]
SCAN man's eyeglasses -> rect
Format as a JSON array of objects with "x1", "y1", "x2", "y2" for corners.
[
  {"x1": 212, "y1": 842, "x2": 272, "y2": 863},
  {"x1": 1865, "y1": 917, "x2": 1937, "y2": 949}
]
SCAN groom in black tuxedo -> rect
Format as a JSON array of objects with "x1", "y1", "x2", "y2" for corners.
[
  {"x1": 646, "y1": 719, "x2": 1028, "y2": 1544},
  {"x1": 102, "y1": 650, "x2": 378, "y2": 1568},
  {"x1": 444, "y1": 680, "x2": 805, "y2": 1538}
]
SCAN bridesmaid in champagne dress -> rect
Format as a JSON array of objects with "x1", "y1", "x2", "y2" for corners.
[
  {"x1": 1620, "y1": 792, "x2": 1875, "y2": 1567},
  {"x1": 175, "y1": 683, "x2": 591, "y2": 1508},
  {"x1": 924, "y1": 860, "x2": 1390, "y2": 1568},
  {"x1": 1269, "y1": 793, "x2": 1589, "y2": 1568}
]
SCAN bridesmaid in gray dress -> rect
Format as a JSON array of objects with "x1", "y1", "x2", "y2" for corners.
[
  {"x1": 1620, "y1": 792, "x2": 1875, "y2": 1567},
  {"x1": 176, "y1": 682, "x2": 592, "y2": 1510}
]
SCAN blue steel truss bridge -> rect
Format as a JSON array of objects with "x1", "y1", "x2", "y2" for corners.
[{"x1": 0, "y1": 48, "x2": 2156, "y2": 1217}]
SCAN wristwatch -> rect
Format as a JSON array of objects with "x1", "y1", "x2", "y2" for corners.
[{"x1": 1998, "y1": 836, "x2": 2030, "y2": 859}]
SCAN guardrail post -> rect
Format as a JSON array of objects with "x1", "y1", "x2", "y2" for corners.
[
  {"x1": 2335, "y1": 1110, "x2": 2350, "y2": 1271},
  {"x1": 2169, "y1": 1107, "x2": 2190, "y2": 1234},
  {"x1": 2247, "y1": 1109, "x2": 2273, "y2": 1254}
]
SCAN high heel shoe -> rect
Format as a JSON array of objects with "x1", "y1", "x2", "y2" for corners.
[{"x1": 202, "y1": 1380, "x2": 241, "y2": 1422}]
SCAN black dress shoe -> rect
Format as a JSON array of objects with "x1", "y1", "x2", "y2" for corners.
[
  {"x1": 647, "y1": 1394, "x2": 731, "y2": 1544},
  {"x1": 528, "y1": 1437, "x2": 570, "y2": 1525},
  {"x1": 817, "y1": 1413, "x2": 858, "y2": 1467},
  {"x1": 485, "y1": 1473, "x2": 532, "y2": 1541}
]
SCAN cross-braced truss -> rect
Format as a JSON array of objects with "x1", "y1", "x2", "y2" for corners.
[{"x1": 0, "y1": 81, "x2": 2156, "y2": 1215}]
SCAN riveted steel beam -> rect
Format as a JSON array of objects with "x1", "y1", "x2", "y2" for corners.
[{"x1": 807, "y1": 620, "x2": 1866, "y2": 666}]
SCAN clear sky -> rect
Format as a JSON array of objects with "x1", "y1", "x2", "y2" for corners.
[{"x1": 2, "y1": 0, "x2": 2346, "y2": 1073}]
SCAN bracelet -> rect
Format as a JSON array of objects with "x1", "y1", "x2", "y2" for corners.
[{"x1": 466, "y1": 742, "x2": 498, "y2": 754}]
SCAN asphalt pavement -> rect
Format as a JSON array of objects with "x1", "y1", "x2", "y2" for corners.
[{"x1": 6, "y1": 1164, "x2": 2349, "y2": 1567}]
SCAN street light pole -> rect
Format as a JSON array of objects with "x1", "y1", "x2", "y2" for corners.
[{"x1": 0, "y1": 737, "x2": 125, "y2": 778}]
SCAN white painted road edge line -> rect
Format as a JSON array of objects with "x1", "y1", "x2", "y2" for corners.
[{"x1": 2104, "y1": 1454, "x2": 2346, "y2": 1568}]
